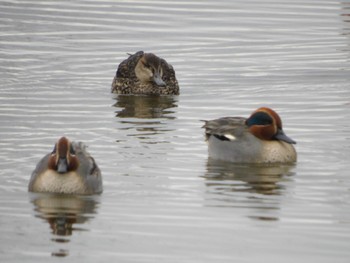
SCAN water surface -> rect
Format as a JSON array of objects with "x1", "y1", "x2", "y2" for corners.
[{"x1": 1, "y1": 0, "x2": 350, "y2": 262}]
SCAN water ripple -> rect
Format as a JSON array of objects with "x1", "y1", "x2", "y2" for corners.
[{"x1": 1, "y1": 0, "x2": 350, "y2": 262}]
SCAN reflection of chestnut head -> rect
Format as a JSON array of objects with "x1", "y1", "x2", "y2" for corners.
[
  {"x1": 48, "y1": 216, "x2": 76, "y2": 236},
  {"x1": 30, "y1": 194, "x2": 99, "y2": 237}
]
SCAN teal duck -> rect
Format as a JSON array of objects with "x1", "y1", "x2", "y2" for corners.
[
  {"x1": 203, "y1": 107, "x2": 297, "y2": 163},
  {"x1": 111, "y1": 51, "x2": 179, "y2": 95},
  {"x1": 28, "y1": 137, "x2": 102, "y2": 194}
]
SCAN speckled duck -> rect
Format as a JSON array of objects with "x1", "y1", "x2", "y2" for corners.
[{"x1": 111, "y1": 51, "x2": 179, "y2": 95}]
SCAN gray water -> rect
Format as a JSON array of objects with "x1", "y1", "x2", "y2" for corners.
[{"x1": 1, "y1": 0, "x2": 350, "y2": 262}]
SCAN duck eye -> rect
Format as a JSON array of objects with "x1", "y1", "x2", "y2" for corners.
[{"x1": 258, "y1": 115, "x2": 273, "y2": 125}]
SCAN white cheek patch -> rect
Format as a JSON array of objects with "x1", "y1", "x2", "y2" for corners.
[{"x1": 224, "y1": 134, "x2": 236, "y2": 141}]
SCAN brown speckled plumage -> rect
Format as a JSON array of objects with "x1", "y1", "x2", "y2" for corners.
[{"x1": 111, "y1": 51, "x2": 179, "y2": 95}]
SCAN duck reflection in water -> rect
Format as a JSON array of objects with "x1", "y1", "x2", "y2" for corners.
[
  {"x1": 113, "y1": 95, "x2": 177, "y2": 119},
  {"x1": 205, "y1": 159, "x2": 295, "y2": 195},
  {"x1": 29, "y1": 194, "x2": 100, "y2": 257},
  {"x1": 204, "y1": 159, "x2": 295, "y2": 221},
  {"x1": 113, "y1": 95, "x2": 178, "y2": 142}
]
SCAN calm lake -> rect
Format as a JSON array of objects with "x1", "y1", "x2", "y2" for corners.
[{"x1": 1, "y1": 0, "x2": 350, "y2": 262}]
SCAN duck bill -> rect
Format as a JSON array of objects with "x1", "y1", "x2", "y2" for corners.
[
  {"x1": 152, "y1": 74, "x2": 166, "y2": 86},
  {"x1": 57, "y1": 158, "x2": 68, "y2": 173},
  {"x1": 275, "y1": 129, "x2": 296, "y2": 144}
]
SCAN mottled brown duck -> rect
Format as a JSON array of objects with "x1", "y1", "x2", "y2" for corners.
[{"x1": 111, "y1": 51, "x2": 179, "y2": 95}]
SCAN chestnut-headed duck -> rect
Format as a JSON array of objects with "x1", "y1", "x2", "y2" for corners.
[
  {"x1": 202, "y1": 107, "x2": 297, "y2": 163},
  {"x1": 28, "y1": 137, "x2": 102, "y2": 194}
]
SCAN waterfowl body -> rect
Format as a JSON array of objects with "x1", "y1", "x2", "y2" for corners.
[
  {"x1": 111, "y1": 51, "x2": 179, "y2": 95},
  {"x1": 203, "y1": 107, "x2": 297, "y2": 163},
  {"x1": 28, "y1": 137, "x2": 102, "y2": 195}
]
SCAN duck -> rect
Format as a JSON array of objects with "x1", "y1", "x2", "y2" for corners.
[
  {"x1": 111, "y1": 51, "x2": 179, "y2": 95},
  {"x1": 28, "y1": 137, "x2": 102, "y2": 195},
  {"x1": 202, "y1": 107, "x2": 297, "y2": 163}
]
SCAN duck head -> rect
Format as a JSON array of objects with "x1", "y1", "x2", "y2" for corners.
[
  {"x1": 134, "y1": 53, "x2": 166, "y2": 86},
  {"x1": 245, "y1": 107, "x2": 296, "y2": 144},
  {"x1": 48, "y1": 137, "x2": 79, "y2": 173}
]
